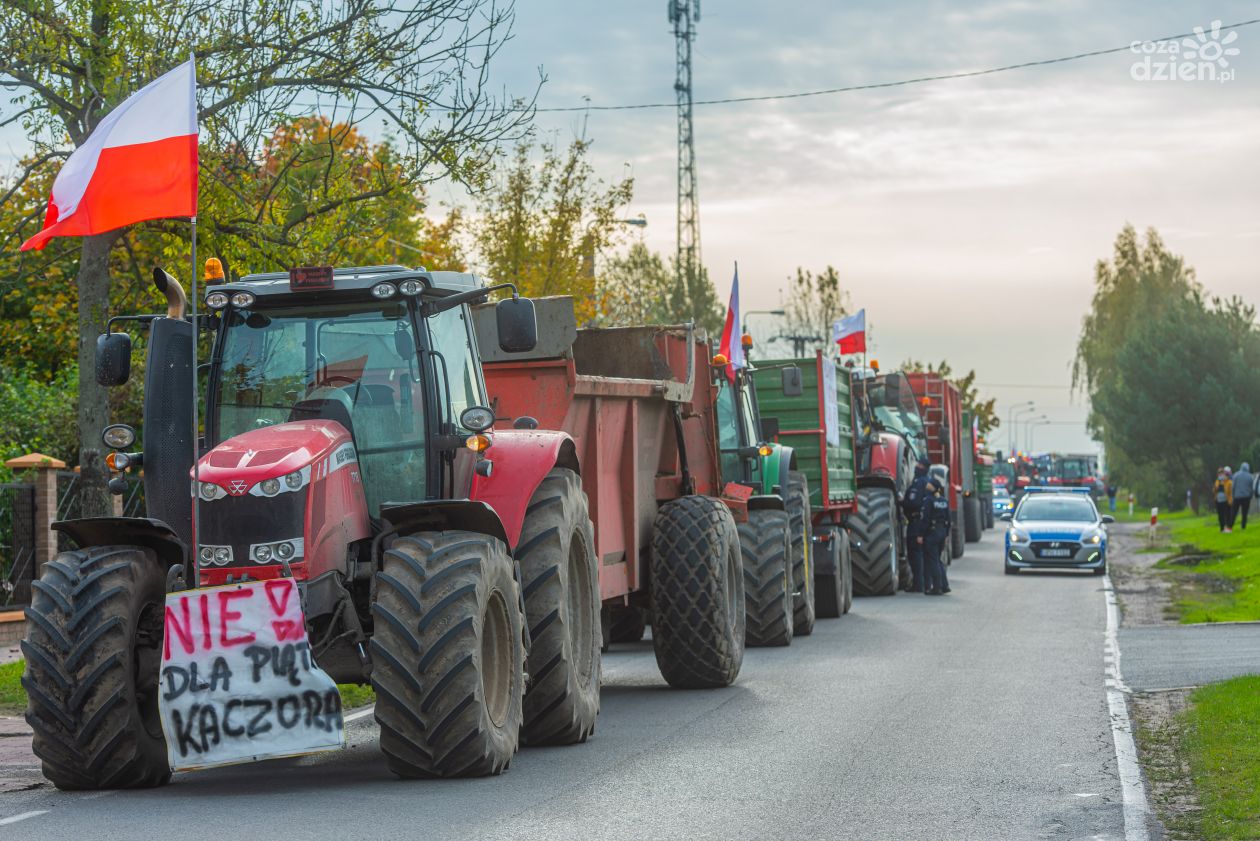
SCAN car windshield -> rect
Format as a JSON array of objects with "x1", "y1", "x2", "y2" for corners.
[
  {"x1": 212, "y1": 300, "x2": 427, "y2": 514},
  {"x1": 1015, "y1": 496, "x2": 1097, "y2": 523}
]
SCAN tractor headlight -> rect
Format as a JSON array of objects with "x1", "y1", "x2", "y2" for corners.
[
  {"x1": 275, "y1": 541, "x2": 295, "y2": 560},
  {"x1": 213, "y1": 547, "x2": 231, "y2": 565},
  {"x1": 285, "y1": 470, "x2": 304, "y2": 490},
  {"x1": 200, "y1": 547, "x2": 214, "y2": 562},
  {"x1": 255, "y1": 545, "x2": 272, "y2": 563},
  {"x1": 205, "y1": 291, "x2": 230, "y2": 310},
  {"x1": 371, "y1": 281, "x2": 397, "y2": 299},
  {"x1": 229, "y1": 291, "x2": 256, "y2": 308},
  {"x1": 102, "y1": 424, "x2": 136, "y2": 449},
  {"x1": 199, "y1": 481, "x2": 225, "y2": 501},
  {"x1": 259, "y1": 478, "x2": 281, "y2": 496},
  {"x1": 398, "y1": 279, "x2": 424, "y2": 296}
]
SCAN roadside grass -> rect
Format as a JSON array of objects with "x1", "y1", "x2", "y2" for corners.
[
  {"x1": 0, "y1": 659, "x2": 376, "y2": 716},
  {"x1": 1184, "y1": 676, "x2": 1260, "y2": 840},
  {"x1": 0, "y1": 659, "x2": 23, "y2": 715},
  {"x1": 1110, "y1": 505, "x2": 1197, "y2": 525},
  {"x1": 1156, "y1": 515, "x2": 1260, "y2": 623}
]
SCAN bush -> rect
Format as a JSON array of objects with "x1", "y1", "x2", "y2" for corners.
[{"x1": 0, "y1": 365, "x2": 78, "y2": 481}]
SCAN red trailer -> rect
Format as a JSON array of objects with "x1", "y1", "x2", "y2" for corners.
[
  {"x1": 475, "y1": 298, "x2": 746, "y2": 690},
  {"x1": 905, "y1": 372, "x2": 966, "y2": 559}
]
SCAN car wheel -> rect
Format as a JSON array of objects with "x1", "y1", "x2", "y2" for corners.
[{"x1": 1004, "y1": 562, "x2": 1018, "y2": 576}]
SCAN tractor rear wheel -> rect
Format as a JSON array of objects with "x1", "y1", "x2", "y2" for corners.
[
  {"x1": 607, "y1": 606, "x2": 646, "y2": 643},
  {"x1": 23, "y1": 546, "x2": 170, "y2": 790},
  {"x1": 849, "y1": 487, "x2": 900, "y2": 596},
  {"x1": 950, "y1": 507, "x2": 966, "y2": 559},
  {"x1": 650, "y1": 496, "x2": 744, "y2": 688},
  {"x1": 739, "y1": 508, "x2": 793, "y2": 647},
  {"x1": 372, "y1": 531, "x2": 524, "y2": 778},
  {"x1": 787, "y1": 471, "x2": 816, "y2": 636},
  {"x1": 516, "y1": 468, "x2": 601, "y2": 746},
  {"x1": 964, "y1": 495, "x2": 983, "y2": 543},
  {"x1": 814, "y1": 526, "x2": 844, "y2": 619}
]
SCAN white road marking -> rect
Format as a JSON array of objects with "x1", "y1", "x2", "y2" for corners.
[
  {"x1": 344, "y1": 704, "x2": 376, "y2": 723},
  {"x1": 1103, "y1": 574, "x2": 1152, "y2": 841},
  {"x1": 0, "y1": 811, "x2": 48, "y2": 826}
]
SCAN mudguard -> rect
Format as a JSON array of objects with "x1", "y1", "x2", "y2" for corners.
[
  {"x1": 757, "y1": 442, "x2": 795, "y2": 497},
  {"x1": 469, "y1": 429, "x2": 579, "y2": 549},
  {"x1": 51, "y1": 517, "x2": 187, "y2": 570},
  {"x1": 860, "y1": 431, "x2": 906, "y2": 496},
  {"x1": 379, "y1": 500, "x2": 511, "y2": 548}
]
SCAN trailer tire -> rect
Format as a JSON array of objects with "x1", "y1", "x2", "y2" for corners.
[
  {"x1": 849, "y1": 487, "x2": 899, "y2": 596},
  {"x1": 739, "y1": 508, "x2": 793, "y2": 647},
  {"x1": 22, "y1": 546, "x2": 170, "y2": 791},
  {"x1": 815, "y1": 527, "x2": 844, "y2": 619},
  {"x1": 787, "y1": 471, "x2": 815, "y2": 636},
  {"x1": 372, "y1": 531, "x2": 524, "y2": 778},
  {"x1": 842, "y1": 532, "x2": 854, "y2": 614},
  {"x1": 964, "y1": 495, "x2": 983, "y2": 543},
  {"x1": 607, "y1": 606, "x2": 646, "y2": 643},
  {"x1": 650, "y1": 496, "x2": 744, "y2": 689},
  {"x1": 950, "y1": 507, "x2": 966, "y2": 559},
  {"x1": 982, "y1": 495, "x2": 994, "y2": 530},
  {"x1": 516, "y1": 468, "x2": 601, "y2": 746}
]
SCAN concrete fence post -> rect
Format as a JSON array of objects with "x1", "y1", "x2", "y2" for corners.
[{"x1": 4, "y1": 452, "x2": 67, "y2": 577}]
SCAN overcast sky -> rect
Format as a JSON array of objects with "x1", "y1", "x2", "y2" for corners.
[{"x1": 468, "y1": 0, "x2": 1260, "y2": 456}]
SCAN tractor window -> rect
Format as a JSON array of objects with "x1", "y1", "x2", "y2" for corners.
[
  {"x1": 426, "y1": 306, "x2": 485, "y2": 429},
  {"x1": 715, "y1": 381, "x2": 742, "y2": 481},
  {"x1": 212, "y1": 300, "x2": 427, "y2": 515}
]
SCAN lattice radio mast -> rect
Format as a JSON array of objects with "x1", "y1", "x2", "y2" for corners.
[{"x1": 668, "y1": 0, "x2": 700, "y2": 318}]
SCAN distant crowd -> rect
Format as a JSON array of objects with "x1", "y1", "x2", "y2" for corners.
[{"x1": 1213, "y1": 463, "x2": 1257, "y2": 533}]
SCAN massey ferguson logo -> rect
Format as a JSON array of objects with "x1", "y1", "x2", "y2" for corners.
[{"x1": 228, "y1": 479, "x2": 248, "y2": 496}]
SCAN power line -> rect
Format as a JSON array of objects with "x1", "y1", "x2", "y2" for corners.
[
  {"x1": 979, "y1": 383, "x2": 1075, "y2": 390},
  {"x1": 534, "y1": 18, "x2": 1260, "y2": 113}
]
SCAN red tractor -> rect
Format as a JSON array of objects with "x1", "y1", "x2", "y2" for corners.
[{"x1": 22, "y1": 265, "x2": 636, "y2": 789}]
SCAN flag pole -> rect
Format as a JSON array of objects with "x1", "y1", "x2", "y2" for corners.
[{"x1": 188, "y1": 52, "x2": 200, "y2": 588}]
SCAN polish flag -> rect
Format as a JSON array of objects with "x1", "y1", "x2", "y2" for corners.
[
  {"x1": 832, "y1": 308, "x2": 866, "y2": 354},
  {"x1": 718, "y1": 265, "x2": 743, "y2": 381},
  {"x1": 21, "y1": 60, "x2": 198, "y2": 251}
]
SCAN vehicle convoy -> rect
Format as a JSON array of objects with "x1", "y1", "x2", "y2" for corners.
[
  {"x1": 975, "y1": 451, "x2": 996, "y2": 530},
  {"x1": 22, "y1": 266, "x2": 742, "y2": 791},
  {"x1": 472, "y1": 297, "x2": 746, "y2": 678},
  {"x1": 712, "y1": 346, "x2": 814, "y2": 644},
  {"x1": 959, "y1": 409, "x2": 986, "y2": 542},
  {"x1": 751, "y1": 352, "x2": 862, "y2": 609},
  {"x1": 905, "y1": 372, "x2": 967, "y2": 561},
  {"x1": 1002, "y1": 487, "x2": 1114, "y2": 576},
  {"x1": 850, "y1": 369, "x2": 928, "y2": 595}
]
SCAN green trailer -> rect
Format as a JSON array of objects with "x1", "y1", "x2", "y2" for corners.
[
  {"x1": 750, "y1": 351, "x2": 856, "y2": 618},
  {"x1": 975, "y1": 454, "x2": 995, "y2": 529}
]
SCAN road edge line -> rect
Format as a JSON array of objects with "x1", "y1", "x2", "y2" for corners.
[
  {"x1": 344, "y1": 704, "x2": 376, "y2": 723},
  {"x1": 1103, "y1": 573, "x2": 1152, "y2": 841},
  {"x1": 0, "y1": 811, "x2": 48, "y2": 826}
]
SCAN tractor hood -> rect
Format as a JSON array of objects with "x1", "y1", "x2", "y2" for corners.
[{"x1": 195, "y1": 420, "x2": 354, "y2": 496}]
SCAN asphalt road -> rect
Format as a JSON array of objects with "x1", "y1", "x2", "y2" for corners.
[
  {"x1": 2, "y1": 531, "x2": 1127, "y2": 840},
  {"x1": 1119, "y1": 623, "x2": 1260, "y2": 690}
]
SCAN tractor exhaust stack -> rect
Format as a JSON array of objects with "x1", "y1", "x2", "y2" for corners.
[{"x1": 152, "y1": 266, "x2": 188, "y2": 320}]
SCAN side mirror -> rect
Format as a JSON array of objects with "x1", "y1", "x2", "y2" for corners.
[
  {"x1": 95, "y1": 332, "x2": 132, "y2": 387},
  {"x1": 1101, "y1": 515, "x2": 1115, "y2": 524},
  {"x1": 760, "y1": 416, "x2": 781, "y2": 440},
  {"x1": 781, "y1": 366, "x2": 803, "y2": 397},
  {"x1": 1000, "y1": 512, "x2": 1013, "y2": 521},
  {"x1": 496, "y1": 297, "x2": 538, "y2": 353}
]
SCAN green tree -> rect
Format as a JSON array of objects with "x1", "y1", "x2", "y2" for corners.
[
  {"x1": 474, "y1": 138, "x2": 634, "y2": 324},
  {"x1": 900, "y1": 359, "x2": 1001, "y2": 436},
  {"x1": 0, "y1": 1, "x2": 529, "y2": 514},
  {"x1": 777, "y1": 265, "x2": 850, "y2": 354},
  {"x1": 599, "y1": 242, "x2": 672, "y2": 326}
]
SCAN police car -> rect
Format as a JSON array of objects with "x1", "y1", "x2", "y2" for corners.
[
  {"x1": 1002, "y1": 487, "x2": 1114, "y2": 576},
  {"x1": 992, "y1": 487, "x2": 1013, "y2": 517}
]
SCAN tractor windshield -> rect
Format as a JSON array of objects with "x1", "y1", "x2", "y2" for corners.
[
  {"x1": 211, "y1": 300, "x2": 427, "y2": 514},
  {"x1": 865, "y1": 375, "x2": 928, "y2": 459}
]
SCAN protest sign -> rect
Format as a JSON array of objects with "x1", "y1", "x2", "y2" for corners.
[{"x1": 158, "y1": 578, "x2": 345, "y2": 771}]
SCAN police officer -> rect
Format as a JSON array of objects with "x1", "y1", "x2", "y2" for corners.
[
  {"x1": 902, "y1": 457, "x2": 935, "y2": 593},
  {"x1": 923, "y1": 483, "x2": 952, "y2": 595}
]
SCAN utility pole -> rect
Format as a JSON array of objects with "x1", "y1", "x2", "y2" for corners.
[{"x1": 669, "y1": 0, "x2": 700, "y2": 321}]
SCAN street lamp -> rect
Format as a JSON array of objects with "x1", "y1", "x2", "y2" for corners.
[
  {"x1": 1025, "y1": 416, "x2": 1048, "y2": 451},
  {"x1": 1008, "y1": 402, "x2": 1035, "y2": 454}
]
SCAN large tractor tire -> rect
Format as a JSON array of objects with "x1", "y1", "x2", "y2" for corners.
[
  {"x1": 787, "y1": 471, "x2": 816, "y2": 636},
  {"x1": 607, "y1": 606, "x2": 646, "y2": 643},
  {"x1": 516, "y1": 468, "x2": 601, "y2": 746},
  {"x1": 739, "y1": 508, "x2": 793, "y2": 648},
  {"x1": 842, "y1": 532, "x2": 854, "y2": 614},
  {"x1": 814, "y1": 526, "x2": 849, "y2": 619},
  {"x1": 964, "y1": 495, "x2": 983, "y2": 543},
  {"x1": 849, "y1": 486, "x2": 900, "y2": 596},
  {"x1": 372, "y1": 531, "x2": 525, "y2": 778},
  {"x1": 950, "y1": 507, "x2": 966, "y2": 559},
  {"x1": 981, "y1": 495, "x2": 994, "y2": 530},
  {"x1": 23, "y1": 546, "x2": 170, "y2": 791},
  {"x1": 650, "y1": 495, "x2": 744, "y2": 689}
]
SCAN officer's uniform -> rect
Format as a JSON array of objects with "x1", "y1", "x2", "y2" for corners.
[
  {"x1": 902, "y1": 467, "x2": 934, "y2": 593},
  {"x1": 923, "y1": 488, "x2": 952, "y2": 595}
]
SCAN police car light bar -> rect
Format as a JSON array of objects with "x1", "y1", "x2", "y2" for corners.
[{"x1": 1021, "y1": 486, "x2": 1093, "y2": 494}]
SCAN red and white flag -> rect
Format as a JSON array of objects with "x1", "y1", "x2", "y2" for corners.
[
  {"x1": 832, "y1": 308, "x2": 866, "y2": 354},
  {"x1": 718, "y1": 264, "x2": 744, "y2": 381},
  {"x1": 21, "y1": 59, "x2": 198, "y2": 251}
]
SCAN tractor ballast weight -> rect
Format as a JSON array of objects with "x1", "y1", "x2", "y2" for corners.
[{"x1": 476, "y1": 298, "x2": 746, "y2": 689}]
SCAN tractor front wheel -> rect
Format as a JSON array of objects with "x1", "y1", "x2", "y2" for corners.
[
  {"x1": 849, "y1": 487, "x2": 900, "y2": 596},
  {"x1": 787, "y1": 471, "x2": 816, "y2": 636},
  {"x1": 23, "y1": 545, "x2": 171, "y2": 790},
  {"x1": 372, "y1": 531, "x2": 524, "y2": 778},
  {"x1": 739, "y1": 508, "x2": 793, "y2": 647}
]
